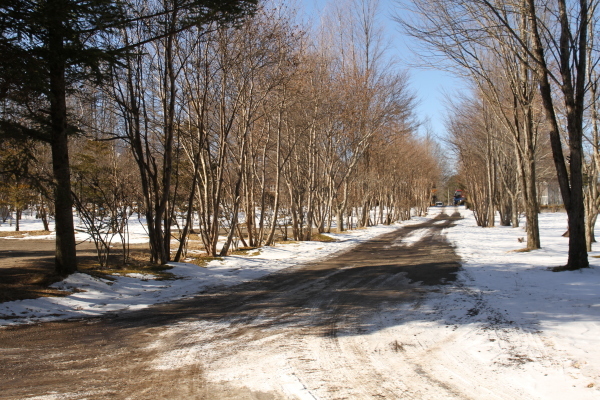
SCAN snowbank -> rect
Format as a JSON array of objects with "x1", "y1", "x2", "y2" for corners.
[{"x1": 0, "y1": 222, "x2": 404, "y2": 326}]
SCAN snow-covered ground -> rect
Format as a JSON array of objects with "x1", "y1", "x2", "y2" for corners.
[
  {"x1": 366, "y1": 208, "x2": 600, "y2": 399},
  {"x1": 2, "y1": 207, "x2": 600, "y2": 398},
  {"x1": 148, "y1": 207, "x2": 600, "y2": 399},
  {"x1": 0, "y1": 216, "x2": 411, "y2": 325},
  {"x1": 0, "y1": 213, "x2": 151, "y2": 244}
]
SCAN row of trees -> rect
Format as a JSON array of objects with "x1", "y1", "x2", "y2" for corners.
[
  {"x1": 399, "y1": 0, "x2": 600, "y2": 270},
  {"x1": 0, "y1": 0, "x2": 441, "y2": 274},
  {"x1": 1, "y1": 0, "x2": 263, "y2": 274}
]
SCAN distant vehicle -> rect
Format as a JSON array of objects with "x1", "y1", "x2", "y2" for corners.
[
  {"x1": 453, "y1": 190, "x2": 466, "y2": 205},
  {"x1": 435, "y1": 202, "x2": 444, "y2": 207}
]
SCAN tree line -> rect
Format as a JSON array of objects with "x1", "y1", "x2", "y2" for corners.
[
  {"x1": 399, "y1": 0, "x2": 600, "y2": 270},
  {"x1": 0, "y1": 0, "x2": 440, "y2": 274}
]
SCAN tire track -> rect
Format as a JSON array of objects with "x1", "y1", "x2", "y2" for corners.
[{"x1": 0, "y1": 213, "x2": 464, "y2": 399}]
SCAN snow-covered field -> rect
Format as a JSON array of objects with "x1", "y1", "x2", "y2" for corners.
[
  {"x1": 0, "y1": 213, "x2": 151, "y2": 244},
  {"x1": 368, "y1": 208, "x2": 600, "y2": 399},
  {"x1": 2, "y1": 207, "x2": 600, "y2": 398}
]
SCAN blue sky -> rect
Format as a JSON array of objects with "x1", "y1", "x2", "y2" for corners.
[{"x1": 296, "y1": 0, "x2": 464, "y2": 139}]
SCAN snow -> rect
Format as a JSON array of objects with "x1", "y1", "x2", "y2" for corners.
[
  {"x1": 0, "y1": 219, "x2": 402, "y2": 326},
  {"x1": 2, "y1": 207, "x2": 600, "y2": 398},
  {"x1": 437, "y1": 209, "x2": 600, "y2": 398},
  {"x1": 391, "y1": 227, "x2": 431, "y2": 247},
  {"x1": 0, "y1": 213, "x2": 152, "y2": 244}
]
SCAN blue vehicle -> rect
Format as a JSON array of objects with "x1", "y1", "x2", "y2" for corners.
[{"x1": 453, "y1": 190, "x2": 465, "y2": 205}]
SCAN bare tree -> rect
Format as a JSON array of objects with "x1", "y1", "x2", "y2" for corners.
[{"x1": 398, "y1": 0, "x2": 598, "y2": 268}]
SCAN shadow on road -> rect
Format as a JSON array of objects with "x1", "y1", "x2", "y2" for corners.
[
  {"x1": 95, "y1": 213, "x2": 463, "y2": 337},
  {"x1": 0, "y1": 212, "x2": 465, "y2": 400}
]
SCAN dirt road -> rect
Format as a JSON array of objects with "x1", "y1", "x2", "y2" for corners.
[{"x1": 0, "y1": 212, "x2": 463, "y2": 399}]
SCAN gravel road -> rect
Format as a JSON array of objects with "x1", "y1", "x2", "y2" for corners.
[{"x1": 0, "y1": 212, "x2": 464, "y2": 399}]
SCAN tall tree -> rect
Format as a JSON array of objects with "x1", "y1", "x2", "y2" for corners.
[
  {"x1": 398, "y1": 0, "x2": 597, "y2": 269},
  {"x1": 525, "y1": 0, "x2": 592, "y2": 269},
  {"x1": 0, "y1": 0, "x2": 258, "y2": 271},
  {"x1": 0, "y1": 0, "x2": 127, "y2": 275}
]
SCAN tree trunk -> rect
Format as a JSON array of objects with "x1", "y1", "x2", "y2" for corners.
[
  {"x1": 15, "y1": 209, "x2": 21, "y2": 232},
  {"x1": 521, "y1": 122, "x2": 541, "y2": 249},
  {"x1": 174, "y1": 162, "x2": 199, "y2": 262},
  {"x1": 265, "y1": 119, "x2": 283, "y2": 246},
  {"x1": 39, "y1": 201, "x2": 50, "y2": 232},
  {"x1": 585, "y1": 211, "x2": 598, "y2": 251},
  {"x1": 336, "y1": 209, "x2": 344, "y2": 232},
  {"x1": 527, "y1": 0, "x2": 588, "y2": 269},
  {"x1": 49, "y1": 18, "x2": 77, "y2": 275}
]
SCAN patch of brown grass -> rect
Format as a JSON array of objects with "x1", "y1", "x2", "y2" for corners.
[
  {"x1": 184, "y1": 241, "x2": 205, "y2": 252},
  {"x1": 275, "y1": 240, "x2": 299, "y2": 245},
  {"x1": 311, "y1": 233, "x2": 337, "y2": 242},
  {"x1": 77, "y1": 257, "x2": 176, "y2": 281},
  {"x1": 0, "y1": 230, "x2": 51, "y2": 238},
  {"x1": 183, "y1": 255, "x2": 224, "y2": 267},
  {"x1": 0, "y1": 271, "x2": 72, "y2": 303},
  {"x1": 171, "y1": 232, "x2": 202, "y2": 241},
  {"x1": 551, "y1": 265, "x2": 590, "y2": 272},
  {"x1": 228, "y1": 247, "x2": 260, "y2": 256}
]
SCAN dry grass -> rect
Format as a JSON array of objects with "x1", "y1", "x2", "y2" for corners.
[
  {"x1": 77, "y1": 253, "x2": 176, "y2": 281},
  {"x1": 271, "y1": 233, "x2": 337, "y2": 245},
  {"x1": 0, "y1": 271, "x2": 73, "y2": 303},
  {"x1": 551, "y1": 265, "x2": 590, "y2": 272},
  {"x1": 274, "y1": 240, "x2": 299, "y2": 245},
  {"x1": 170, "y1": 232, "x2": 202, "y2": 241},
  {"x1": 0, "y1": 230, "x2": 51, "y2": 238},
  {"x1": 183, "y1": 255, "x2": 224, "y2": 267},
  {"x1": 184, "y1": 240, "x2": 206, "y2": 252},
  {"x1": 311, "y1": 233, "x2": 337, "y2": 242},
  {"x1": 511, "y1": 248, "x2": 532, "y2": 253},
  {"x1": 228, "y1": 247, "x2": 261, "y2": 256}
]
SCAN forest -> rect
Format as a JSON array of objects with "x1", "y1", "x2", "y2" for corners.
[
  {"x1": 0, "y1": 0, "x2": 440, "y2": 274},
  {"x1": 3, "y1": 2, "x2": 600, "y2": 397},
  {"x1": 3, "y1": 0, "x2": 600, "y2": 275},
  {"x1": 398, "y1": 0, "x2": 600, "y2": 271}
]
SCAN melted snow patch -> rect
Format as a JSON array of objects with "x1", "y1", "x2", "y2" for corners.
[
  {"x1": 392, "y1": 228, "x2": 431, "y2": 247},
  {"x1": 124, "y1": 273, "x2": 157, "y2": 280}
]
